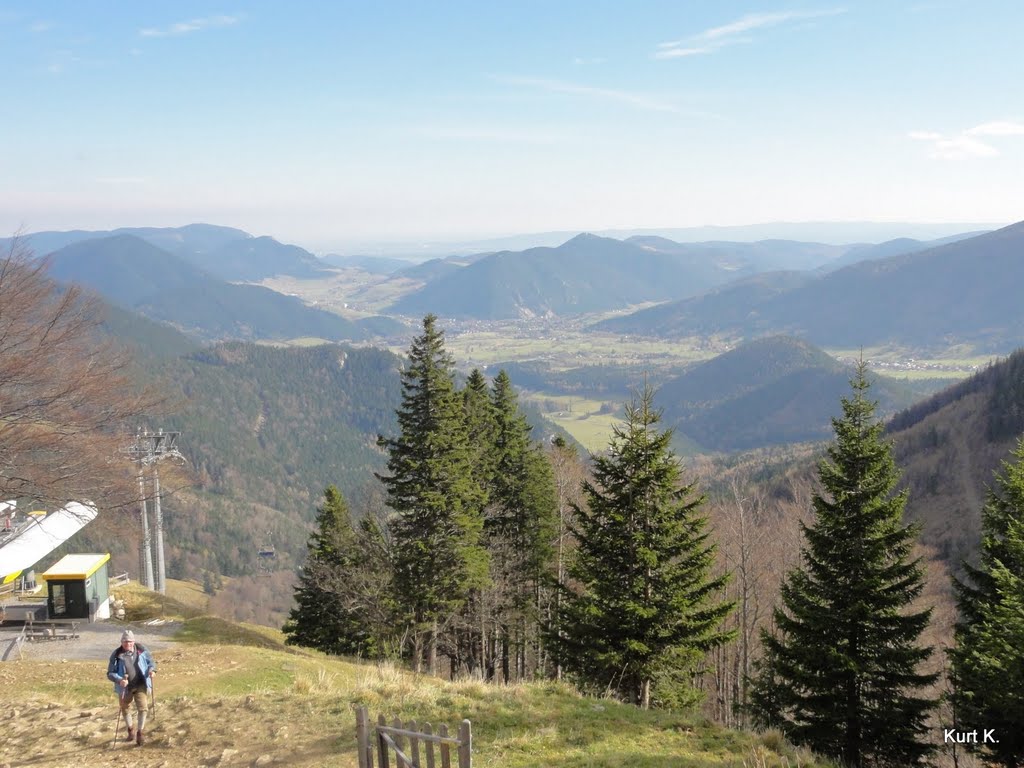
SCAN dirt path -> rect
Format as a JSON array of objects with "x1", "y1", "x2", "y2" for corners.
[{"x1": 0, "y1": 629, "x2": 358, "y2": 768}]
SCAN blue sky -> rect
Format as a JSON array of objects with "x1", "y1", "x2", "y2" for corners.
[{"x1": 1, "y1": 2, "x2": 1022, "y2": 251}]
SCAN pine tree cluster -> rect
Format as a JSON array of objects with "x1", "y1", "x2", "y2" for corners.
[{"x1": 283, "y1": 320, "x2": 1024, "y2": 764}]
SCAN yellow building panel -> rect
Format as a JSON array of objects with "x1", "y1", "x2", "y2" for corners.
[{"x1": 40, "y1": 553, "x2": 111, "y2": 580}]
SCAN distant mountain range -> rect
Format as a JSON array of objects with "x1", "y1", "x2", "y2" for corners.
[
  {"x1": 389, "y1": 233, "x2": 858, "y2": 319},
  {"x1": 597, "y1": 221, "x2": 1024, "y2": 353},
  {"x1": 10, "y1": 220, "x2": 1015, "y2": 351},
  {"x1": 5, "y1": 223, "x2": 328, "y2": 282},
  {"x1": 386, "y1": 229, "x2": 992, "y2": 321},
  {"x1": 314, "y1": 221, "x2": 1001, "y2": 258},
  {"x1": 46, "y1": 234, "x2": 376, "y2": 343}
]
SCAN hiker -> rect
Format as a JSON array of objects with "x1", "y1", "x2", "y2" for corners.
[{"x1": 106, "y1": 629, "x2": 157, "y2": 746}]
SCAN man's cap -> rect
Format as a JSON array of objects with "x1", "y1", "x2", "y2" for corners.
[{"x1": 121, "y1": 629, "x2": 135, "y2": 642}]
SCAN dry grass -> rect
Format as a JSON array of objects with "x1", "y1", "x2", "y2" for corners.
[{"x1": 0, "y1": 585, "x2": 831, "y2": 768}]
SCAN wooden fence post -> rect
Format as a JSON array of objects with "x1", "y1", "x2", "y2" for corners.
[
  {"x1": 408, "y1": 719, "x2": 421, "y2": 768},
  {"x1": 378, "y1": 713, "x2": 390, "y2": 768},
  {"x1": 457, "y1": 720, "x2": 472, "y2": 768},
  {"x1": 356, "y1": 706, "x2": 371, "y2": 768},
  {"x1": 423, "y1": 722, "x2": 436, "y2": 768},
  {"x1": 439, "y1": 723, "x2": 451, "y2": 768},
  {"x1": 392, "y1": 717, "x2": 404, "y2": 767}
]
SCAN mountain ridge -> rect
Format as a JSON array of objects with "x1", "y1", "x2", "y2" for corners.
[
  {"x1": 598, "y1": 221, "x2": 1024, "y2": 352},
  {"x1": 46, "y1": 234, "x2": 371, "y2": 342}
]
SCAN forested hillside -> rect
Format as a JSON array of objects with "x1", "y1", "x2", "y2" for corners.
[
  {"x1": 656, "y1": 336, "x2": 929, "y2": 452},
  {"x1": 73, "y1": 342, "x2": 404, "y2": 592},
  {"x1": 889, "y1": 348, "x2": 1024, "y2": 566}
]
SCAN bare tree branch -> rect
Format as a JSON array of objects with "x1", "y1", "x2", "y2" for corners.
[{"x1": 0, "y1": 236, "x2": 167, "y2": 511}]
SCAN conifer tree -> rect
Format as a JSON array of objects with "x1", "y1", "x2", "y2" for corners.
[
  {"x1": 486, "y1": 370, "x2": 558, "y2": 680},
  {"x1": 456, "y1": 368, "x2": 496, "y2": 676},
  {"x1": 489, "y1": 371, "x2": 557, "y2": 575},
  {"x1": 557, "y1": 384, "x2": 733, "y2": 709},
  {"x1": 284, "y1": 485, "x2": 372, "y2": 656},
  {"x1": 463, "y1": 368, "x2": 497, "y2": 494},
  {"x1": 377, "y1": 314, "x2": 488, "y2": 673},
  {"x1": 749, "y1": 363, "x2": 936, "y2": 767},
  {"x1": 950, "y1": 438, "x2": 1024, "y2": 768}
]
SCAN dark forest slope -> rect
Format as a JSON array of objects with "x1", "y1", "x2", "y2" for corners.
[{"x1": 887, "y1": 348, "x2": 1024, "y2": 566}]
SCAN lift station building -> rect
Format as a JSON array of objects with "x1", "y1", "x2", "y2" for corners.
[{"x1": 40, "y1": 553, "x2": 112, "y2": 621}]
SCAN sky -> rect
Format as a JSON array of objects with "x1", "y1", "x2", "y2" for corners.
[{"x1": 1, "y1": 1, "x2": 1022, "y2": 252}]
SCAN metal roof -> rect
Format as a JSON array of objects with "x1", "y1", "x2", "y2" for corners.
[
  {"x1": 41, "y1": 552, "x2": 111, "y2": 580},
  {"x1": 0, "y1": 501, "x2": 99, "y2": 583}
]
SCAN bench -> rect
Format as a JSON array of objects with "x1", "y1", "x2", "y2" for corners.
[{"x1": 24, "y1": 619, "x2": 80, "y2": 641}]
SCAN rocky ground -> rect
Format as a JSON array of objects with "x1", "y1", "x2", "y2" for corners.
[{"x1": 0, "y1": 623, "x2": 357, "y2": 768}]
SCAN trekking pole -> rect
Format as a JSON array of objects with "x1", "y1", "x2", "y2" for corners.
[
  {"x1": 111, "y1": 703, "x2": 120, "y2": 748},
  {"x1": 111, "y1": 686, "x2": 126, "y2": 749},
  {"x1": 149, "y1": 673, "x2": 157, "y2": 719}
]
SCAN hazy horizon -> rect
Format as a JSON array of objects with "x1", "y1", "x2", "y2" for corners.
[{"x1": 2, "y1": 3, "x2": 1022, "y2": 249}]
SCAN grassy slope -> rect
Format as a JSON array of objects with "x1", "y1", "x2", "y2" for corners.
[{"x1": 0, "y1": 581, "x2": 829, "y2": 768}]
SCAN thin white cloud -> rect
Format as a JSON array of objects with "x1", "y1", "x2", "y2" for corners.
[
  {"x1": 704, "y1": 11, "x2": 810, "y2": 40},
  {"x1": 910, "y1": 119, "x2": 1024, "y2": 158},
  {"x1": 95, "y1": 177, "x2": 148, "y2": 185},
  {"x1": 654, "y1": 43, "x2": 733, "y2": 59},
  {"x1": 656, "y1": 8, "x2": 846, "y2": 59},
  {"x1": 30, "y1": 21, "x2": 52, "y2": 32},
  {"x1": 139, "y1": 15, "x2": 240, "y2": 38},
  {"x1": 496, "y1": 75, "x2": 683, "y2": 114},
  {"x1": 908, "y1": 131, "x2": 998, "y2": 159},
  {"x1": 967, "y1": 120, "x2": 1024, "y2": 137}
]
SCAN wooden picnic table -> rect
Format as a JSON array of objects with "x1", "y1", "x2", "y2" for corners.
[{"x1": 24, "y1": 618, "x2": 81, "y2": 641}]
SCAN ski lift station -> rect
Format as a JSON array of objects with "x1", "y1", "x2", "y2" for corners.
[
  {"x1": 0, "y1": 500, "x2": 113, "y2": 623},
  {"x1": 40, "y1": 553, "x2": 112, "y2": 621}
]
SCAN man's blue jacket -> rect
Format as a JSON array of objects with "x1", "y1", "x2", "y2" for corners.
[{"x1": 106, "y1": 642, "x2": 155, "y2": 695}]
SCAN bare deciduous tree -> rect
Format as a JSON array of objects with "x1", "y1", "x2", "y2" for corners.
[{"x1": 0, "y1": 237, "x2": 160, "y2": 511}]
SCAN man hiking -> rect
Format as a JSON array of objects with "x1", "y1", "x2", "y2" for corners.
[{"x1": 106, "y1": 629, "x2": 157, "y2": 746}]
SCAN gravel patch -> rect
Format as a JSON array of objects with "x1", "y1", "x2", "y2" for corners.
[{"x1": 11, "y1": 620, "x2": 180, "y2": 663}]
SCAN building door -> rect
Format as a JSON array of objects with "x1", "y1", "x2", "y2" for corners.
[{"x1": 48, "y1": 580, "x2": 88, "y2": 618}]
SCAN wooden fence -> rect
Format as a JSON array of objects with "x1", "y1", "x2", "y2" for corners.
[
  {"x1": 1, "y1": 623, "x2": 28, "y2": 662},
  {"x1": 355, "y1": 706, "x2": 471, "y2": 768}
]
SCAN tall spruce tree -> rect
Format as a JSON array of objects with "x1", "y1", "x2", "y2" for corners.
[
  {"x1": 557, "y1": 384, "x2": 733, "y2": 709},
  {"x1": 284, "y1": 485, "x2": 375, "y2": 656},
  {"x1": 749, "y1": 363, "x2": 936, "y2": 767},
  {"x1": 486, "y1": 370, "x2": 558, "y2": 681},
  {"x1": 463, "y1": 368, "x2": 497, "y2": 495},
  {"x1": 457, "y1": 368, "x2": 496, "y2": 677},
  {"x1": 377, "y1": 314, "x2": 488, "y2": 673},
  {"x1": 950, "y1": 438, "x2": 1024, "y2": 767}
]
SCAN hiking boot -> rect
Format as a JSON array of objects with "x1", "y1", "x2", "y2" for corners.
[
  {"x1": 136, "y1": 730, "x2": 145, "y2": 746},
  {"x1": 126, "y1": 726, "x2": 135, "y2": 741}
]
